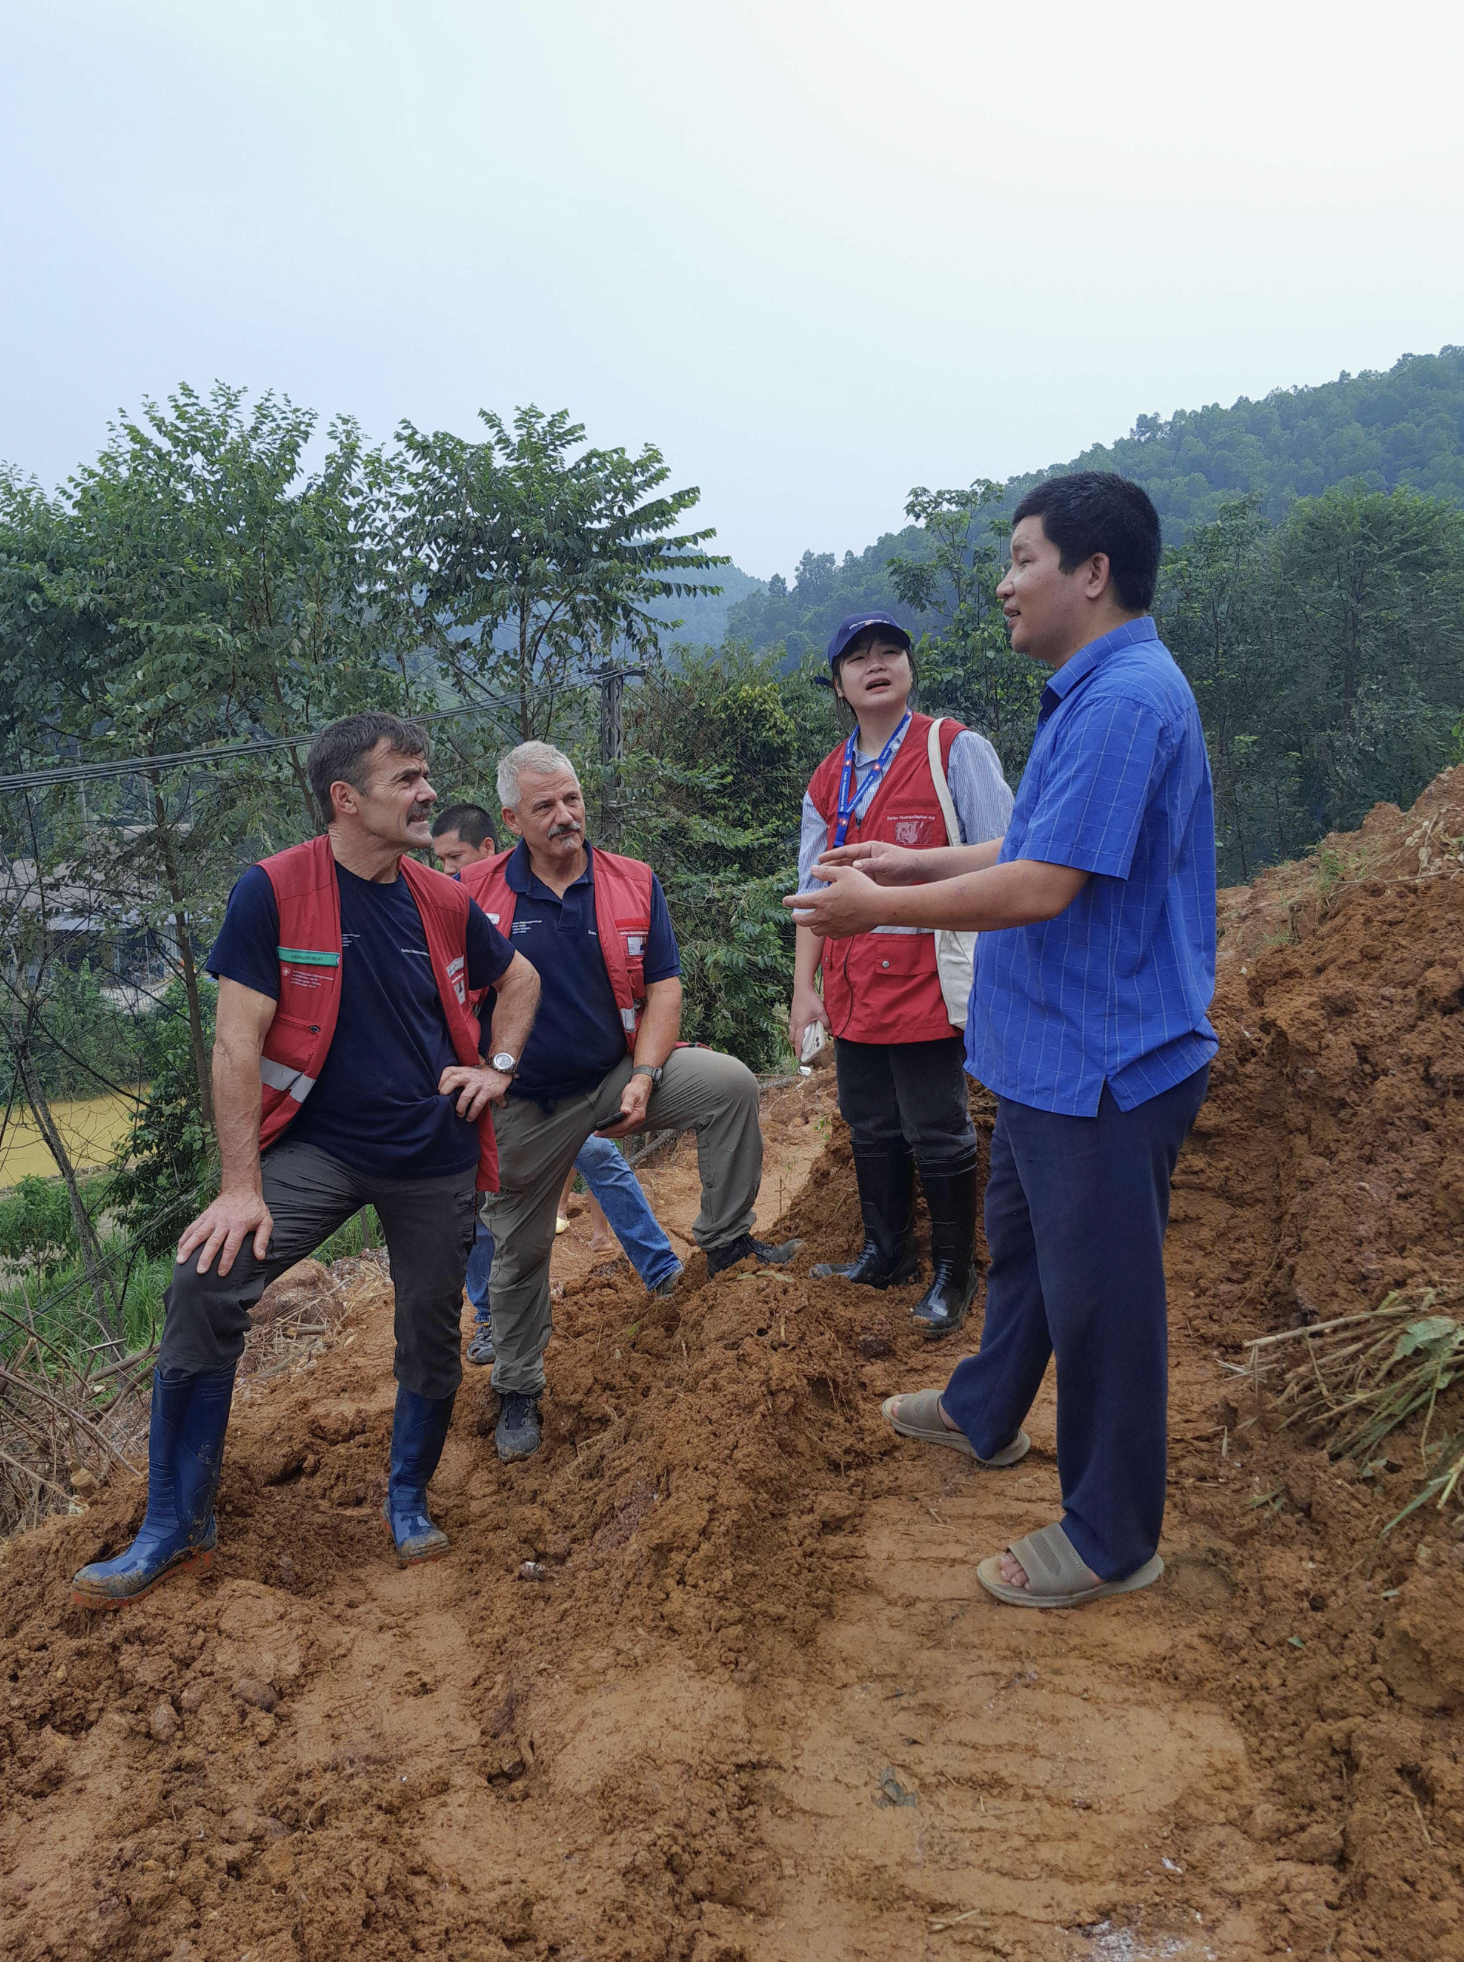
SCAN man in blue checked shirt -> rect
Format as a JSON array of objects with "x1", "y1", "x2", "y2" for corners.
[{"x1": 788, "y1": 473, "x2": 1216, "y2": 1612}]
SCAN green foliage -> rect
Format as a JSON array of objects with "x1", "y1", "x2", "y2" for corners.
[
  {"x1": 887, "y1": 481, "x2": 1043, "y2": 786},
  {"x1": 0, "y1": 1247, "x2": 175, "y2": 1359},
  {"x1": 0, "y1": 384, "x2": 422, "y2": 1131},
  {"x1": 1158, "y1": 487, "x2": 1464, "y2": 881},
  {"x1": 620, "y1": 647, "x2": 835, "y2": 1070},
  {"x1": 645, "y1": 562, "x2": 765, "y2": 650},
  {"x1": 1012, "y1": 346, "x2": 1464, "y2": 538},
  {"x1": 26, "y1": 963, "x2": 146, "y2": 1100},
  {"x1": 0, "y1": 1176, "x2": 92, "y2": 1272},
  {"x1": 725, "y1": 527, "x2": 929, "y2": 667},
  {"x1": 393, "y1": 405, "x2": 728, "y2": 742},
  {"x1": 728, "y1": 346, "x2": 1464, "y2": 669},
  {"x1": 107, "y1": 981, "x2": 218, "y2": 1255}
]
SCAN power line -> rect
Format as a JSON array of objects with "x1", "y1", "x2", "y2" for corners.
[{"x1": 0, "y1": 672, "x2": 644, "y2": 795}]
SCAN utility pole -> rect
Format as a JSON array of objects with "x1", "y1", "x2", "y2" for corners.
[{"x1": 598, "y1": 666, "x2": 644, "y2": 846}]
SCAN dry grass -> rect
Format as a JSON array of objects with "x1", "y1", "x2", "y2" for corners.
[
  {"x1": 0, "y1": 1249, "x2": 380, "y2": 1539},
  {"x1": 1246, "y1": 1285, "x2": 1464, "y2": 1532},
  {"x1": 0, "y1": 1326, "x2": 153, "y2": 1536}
]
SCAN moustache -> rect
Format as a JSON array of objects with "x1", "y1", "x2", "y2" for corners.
[
  {"x1": 407, "y1": 803, "x2": 435, "y2": 823},
  {"x1": 548, "y1": 823, "x2": 582, "y2": 841}
]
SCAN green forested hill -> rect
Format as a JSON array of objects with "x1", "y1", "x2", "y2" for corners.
[
  {"x1": 727, "y1": 345, "x2": 1464, "y2": 659},
  {"x1": 1011, "y1": 345, "x2": 1464, "y2": 532}
]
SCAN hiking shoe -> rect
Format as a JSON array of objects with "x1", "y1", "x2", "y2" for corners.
[
  {"x1": 649, "y1": 1264, "x2": 684, "y2": 1299},
  {"x1": 466, "y1": 1321, "x2": 496, "y2": 1366},
  {"x1": 495, "y1": 1393, "x2": 542, "y2": 1463},
  {"x1": 706, "y1": 1233, "x2": 803, "y2": 1278}
]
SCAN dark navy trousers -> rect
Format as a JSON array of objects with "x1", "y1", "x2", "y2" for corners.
[{"x1": 941, "y1": 1065, "x2": 1209, "y2": 1581}]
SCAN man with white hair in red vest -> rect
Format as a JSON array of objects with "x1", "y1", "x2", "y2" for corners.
[
  {"x1": 70, "y1": 712, "x2": 540, "y2": 1608},
  {"x1": 460, "y1": 739, "x2": 800, "y2": 1464}
]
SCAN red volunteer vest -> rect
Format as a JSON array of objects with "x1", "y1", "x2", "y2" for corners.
[
  {"x1": 257, "y1": 834, "x2": 499, "y2": 1192},
  {"x1": 459, "y1": 845, "x2": 655, "y2": 1053},
  {"x1": 807, "y1": 712, "x2": 966, "y2": 1045}
]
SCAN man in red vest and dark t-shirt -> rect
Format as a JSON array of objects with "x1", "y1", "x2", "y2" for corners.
[
  {"x1": 70, "y1": 713, "x2": 540, "y2": 1608},
  {"x1": 459, "y1": 740, "x2": 800, "y2": 1464}
]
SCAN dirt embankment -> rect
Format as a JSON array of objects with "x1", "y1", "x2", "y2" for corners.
[{"x1": 3, "y1": 783, "x2": 1464, "y2": 1962}]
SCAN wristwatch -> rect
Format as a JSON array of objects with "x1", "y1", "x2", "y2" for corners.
[
  {"x1": 490, "y1": 1053, "x2": 519, "y2": 1076},
  {"x1": 631, "y1": 1063, "x2": 664, "y2": 1085}
]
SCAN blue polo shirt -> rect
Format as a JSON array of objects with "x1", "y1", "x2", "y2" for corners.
[
  {"x1": 966, "y1": 616, "x2": 1217, "y2": 1117},
  {"x1": 499, "y1": 841, "x2": 681, "y2": 1106}
]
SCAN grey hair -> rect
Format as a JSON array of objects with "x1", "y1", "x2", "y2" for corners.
[{"x1": 497, "y1": 741, "x2": 581, "y2": 811}]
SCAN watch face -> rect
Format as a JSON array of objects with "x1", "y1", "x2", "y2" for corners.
[{"x1": 492, "y1": 1053, "x2": 516, "y2": 1072}]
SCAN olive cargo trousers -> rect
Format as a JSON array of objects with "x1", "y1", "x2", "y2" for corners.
[{"x1": 481, "y1": 1046, "x2": 763, "y2": 1398}]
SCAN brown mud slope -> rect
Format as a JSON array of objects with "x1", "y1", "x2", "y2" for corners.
[{"x1": 5, "y1": 784, "x2": 1464, "y2": 1962}]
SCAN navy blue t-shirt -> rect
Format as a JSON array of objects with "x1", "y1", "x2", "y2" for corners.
[
  {"x1": 207, "y1": 860, "x2": 515, "y2": 1178},
  {"x1": 495, "y1": 841, "x2": 680, "y2": 1106}
]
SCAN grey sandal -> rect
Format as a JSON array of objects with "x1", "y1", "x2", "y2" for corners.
[
  {"x1": 977, "y1": 1520, "x2": 1163, "y2": 1609},
  {"x1": 880, "y1": 1389, "x2": 1030, "y2": 1467}
]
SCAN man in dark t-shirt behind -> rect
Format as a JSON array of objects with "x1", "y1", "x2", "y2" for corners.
[{"x1": 71, "y1": 714, "x2": 540, "y2": 1610}]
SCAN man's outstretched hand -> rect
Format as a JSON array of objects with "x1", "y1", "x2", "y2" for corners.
[
  {"x1": 782, "y1": 861, "x2": 887, "y2": 939},
  {"x1": 176, "y1": 1189, "x2": 274, "y2": 1279},
  {"x1": 815, "y1": 838, "x2": 927, "y2": 885}
]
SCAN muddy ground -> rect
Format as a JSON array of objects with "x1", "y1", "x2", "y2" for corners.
[{"x1": 5, "y1": 774, "x2": 1464, "y2": 1962}]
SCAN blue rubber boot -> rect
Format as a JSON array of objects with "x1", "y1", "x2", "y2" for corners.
[
  {"x1": 382, "y1": 1384, "x2": 456, "y2": 1565},
  {"x1": 70, "y1": 1365, "x2": 235, "y2": 1610}
]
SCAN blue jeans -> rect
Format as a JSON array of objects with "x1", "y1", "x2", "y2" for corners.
[
  {"x1": 466, "y1": 1133, "x2": 679, "y2": 1323},
  {"x1": 941, "y1": 1066, "x2": 1209, "y2": 1582}
]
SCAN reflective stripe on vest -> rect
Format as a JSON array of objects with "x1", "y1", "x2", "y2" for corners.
[
  {"x1": 256, "y1": 835, "x2": 500, "y2": 1192},
  {"x1": 259, "y1": 1056, "x2": 317, "y2": 1102}
]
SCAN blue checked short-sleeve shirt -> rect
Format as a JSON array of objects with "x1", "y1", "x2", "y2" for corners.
[{"x1": 966, "y1": 616, "x2": 1218, "y2": 1116}]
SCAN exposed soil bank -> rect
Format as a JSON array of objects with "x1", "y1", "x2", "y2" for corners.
[{"x1": 4, "y1": 780, "x2": 1464, "y2": 1962}]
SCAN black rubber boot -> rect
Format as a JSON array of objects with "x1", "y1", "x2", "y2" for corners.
[
  {"x1": 811, "y1": 1144, "x2": 918, "y2": 1288},
  {"x1": 910, "y1": 1154, "x2": 980, "y2": 1339}
]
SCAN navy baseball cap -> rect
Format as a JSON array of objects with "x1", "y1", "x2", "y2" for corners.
[{"x1": 826, "y1": 611, "x2": 913, "y2": 669}]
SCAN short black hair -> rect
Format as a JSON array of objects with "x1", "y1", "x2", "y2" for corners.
[
  {"x1": 306, "y1": 712, "x2": 427, "y2": 828},
  {"x1": 431, "y1": 802, "x2": 498, "y2": 850},
  {"x1": 1011, "y1": 472, "x2": 1161, "y2": 612}
]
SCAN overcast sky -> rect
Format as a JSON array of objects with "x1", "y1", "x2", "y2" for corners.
[{"x1": 4, "y1": 1, "x2": 1462, "y2": 575}]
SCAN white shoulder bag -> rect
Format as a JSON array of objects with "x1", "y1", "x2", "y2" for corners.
[{"x1": 926, "y1": 718, "x2": 978, "y2": 1029}]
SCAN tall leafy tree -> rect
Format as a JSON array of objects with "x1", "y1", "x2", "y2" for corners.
[
  {"x1": 1156, "y1": 496, "x2": 1294, "y2": 879},
  {"x1": 0, "y1": 384, "x2": 414, "y2": 1123},
  {"x1": 1276, "y1": 486, "x2": 1464, "y2": 831},
  {"x1": 393, "y1": 405, "x2": 727, "y2": 740},
  {"x1": 620, "y1": 645, "x2": 830, "y2": 1069},
  {"x1": 1160, "y1": 485, "x2": 1464, "y2": 878}
]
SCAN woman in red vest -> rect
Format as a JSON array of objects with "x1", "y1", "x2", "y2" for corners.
[{"x1": 790, "y1": 613, "x2": 1013, "y2": 1335}]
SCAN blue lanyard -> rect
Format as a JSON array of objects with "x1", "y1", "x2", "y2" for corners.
[{"x1": 833, "y1": 712, "x2": 911, "y2": 848}]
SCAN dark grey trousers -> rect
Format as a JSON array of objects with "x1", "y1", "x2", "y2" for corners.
[{"x1": 156, "y1": 1141, "x2": 479, "y2": 1399}]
